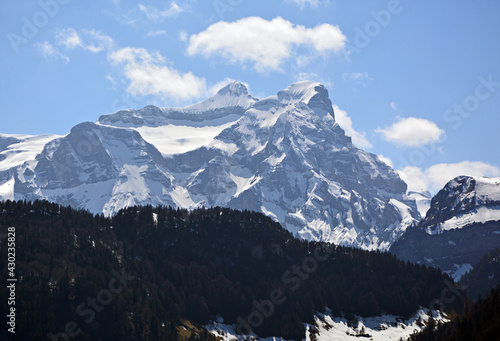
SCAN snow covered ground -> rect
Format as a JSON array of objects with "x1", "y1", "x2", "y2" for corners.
[
  {"x1": 445, "y1": 263, "x2": 473, "y2": 282},
  {"x1": 205, "y1": 309, "x2": 448, "y2": 341},
  {"x1": 306, "y1": 309, "x2": 447, "y2": 341}
]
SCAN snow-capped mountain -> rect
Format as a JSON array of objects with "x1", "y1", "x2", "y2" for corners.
[
  {"x1": 391, "y1": 176, "x2": 500, "y2": 280},
  {"x1": 420, "y1": 176, "x2": 500, "y2": 235},
  {"x1": 0, "y1": 81, "x2": 420, "y2": 249}
]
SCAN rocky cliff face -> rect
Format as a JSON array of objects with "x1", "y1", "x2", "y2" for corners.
[{"x1": 0, "y1": 81, "x2": 420, "y2": 249}]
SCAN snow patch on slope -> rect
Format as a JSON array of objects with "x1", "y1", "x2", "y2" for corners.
[
  {"x1": 41, "y1": 179, "x2": 117, "y2": 214},
  {"x1": 475, "y1": 177, "x2": 500, "y2": 203},
  {"x1": 103, "y1": 165, "x2": 151, "y2": 215},
  {"x1": 445, "y1": 263, "x2": 473, "y2": 281},
  {"x1": 426, "y1": 206, "x2": 500, "y2": 235},
  {"x1": 390, "y1": 198, "x2": 418, "y2": 232},
  {"x1": 170, "y1": 185, "x2": 198, "y2": 209},
  {"x1": 0, "y1": 176, "x2": 15, "y2": 200},
  {"x1": 230, "y1": 173, "x2": 261, "y2": 198},
  {"x1": 0, "y1": 134, "x2": 60, "y2": 171},
  {"x1": 135, "y1": 121, "x2": 238, "y2": 156}
]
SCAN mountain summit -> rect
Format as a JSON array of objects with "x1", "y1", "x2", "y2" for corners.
[
  {"x1": 0, "y1": 81, "x2": 420, "y2": 249},
  {"x1": 98, "y1": 81, "x2": 256, "y2": 128}
]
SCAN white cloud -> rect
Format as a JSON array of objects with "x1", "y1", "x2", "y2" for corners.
[
  {"x1": 146, "y1": 29, "x2": 168, "y2": 37},
  {"x1": 390, "y1": 101, "x2": 398, "y2": 110},
  {"x1": 137, "y1": 2, "x2": 183, "y2": 22},
  {"x1": 398, "y1": 161, "x2": 500, "y2": 194},
  {"x1": 56, "y1": 28, "x2": 113, "y2": 53},
  {"x1": 35, "y1": 41, "x2": 69, "y2": 63},
  {"x1": 112, "y1": 2, "x2": 187, "y2": 26},
  {"x1": 179, "y1": 31, "x2": 188, "y2": 42},
  {"x1": 285, "y1": 0, "x2": 330, "y2": 9},
  {"x1": 56, "y1": 28, "x2": 81, "y2": 49},
  {"x1": 109, "y1": 47, "x2": 207, "y2": 100},
  {"x1": 377, "y1": 155, "x2": 394, "y2": 168},
  {"x1": 44, "y1": 28, "x2": 206, "y2": 101},
  {"x1": 333, "y1": 105, "x2": 372, "y2": 149},
  {"x1": 376, "y1": 117, "x2": 445, "y2": 147},
  {"x1": 342, "y1": 72, "x2": 373, "y2": 85},
  {"x1": 87, "y1": 30, "x2": 115, "y2": 50},
  {"x1": 187, "y1": 16, "x2": 346, "y2": 73},
  {"x1": 294, "y1": 72, "x2": 332, "y2": 87},
  {"x1": 397, "y1": 166, "x2": 429, "y2": 193},
  {"x1": 41, "y1": 27, "x2": 232, "y2": 102}
]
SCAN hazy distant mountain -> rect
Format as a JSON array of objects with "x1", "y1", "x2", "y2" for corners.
[{"x1": 0, "y1": 81, "x2": 420, "y2": 249}]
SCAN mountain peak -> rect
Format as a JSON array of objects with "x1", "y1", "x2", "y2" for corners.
[
  {"x1": 98, "y1": 82, "x2": 257, "y2": 128},
  {"x1": 421, "y1": 175, "x2": 500, "y2": 233},
  {"x1": 183, "y1": 81, "x2": 257, "y2": 112},
  {"x1": 216, "y1": 81, "x2": 250, "y2": 96},
  {"x1": 278, "y1": 81, "x2": 324, "y2": 100},
  {"x1": 439, "y1": 175, "x2": 500, "y2": 205},
  {"x1": 277, "y1": 81, "x2": 333, "y2": 116}
]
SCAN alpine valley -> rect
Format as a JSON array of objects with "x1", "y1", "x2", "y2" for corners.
[{"x1": 0, "y1": 81, "x2": 420, "y2": 250}]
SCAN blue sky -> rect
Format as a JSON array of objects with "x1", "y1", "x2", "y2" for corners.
[{"x1": 1, "y1": 0, "x2": 500, "y2": 193}]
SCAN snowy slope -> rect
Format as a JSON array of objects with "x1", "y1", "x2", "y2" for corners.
[
  {"x1": 0, "y1": 81, "x2": 420, "y2": 250},
  {"x1": 0, "y1": 133, "x2": 60, "y2": 171},
  {"x1": 426, "y1": 206, "x2": 500, "y2": 235},
  {"x1": 97, "y1": 82, "x2": 254, "y2": 156}
]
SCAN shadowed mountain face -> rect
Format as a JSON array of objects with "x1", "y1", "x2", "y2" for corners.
[
  {"x1": 0, "y1": 81, "x2": 420, "y2": 249},
  {"x1": 391, "y1": 176, "x2": 500, "y2": 280}
]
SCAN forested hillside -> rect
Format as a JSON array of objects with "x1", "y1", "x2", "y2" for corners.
[
  {"x1": 0, "y1": 200, "x2": 466, "y2": 340},
  {"x1": 460, "y1": 249, "x2": 500, "y2": 300},
  {"x1": 408, "y1": 285, "x2": 500, "y2": 341}
]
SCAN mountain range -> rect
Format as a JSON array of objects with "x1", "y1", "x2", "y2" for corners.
[
  {"x1": 0, "y1": 81, "x2": 420, "y2": 250},
  {"x1": 1, "y1": 81, "x2": 499, "y2": 265}
]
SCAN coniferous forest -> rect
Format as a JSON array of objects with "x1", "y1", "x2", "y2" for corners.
[
  {"x1": 407, "y1": 285, "x2": 500, "y2": 341},
  {"x1": 0, "y1": 200, "x2": 468, "y2": 340}
]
